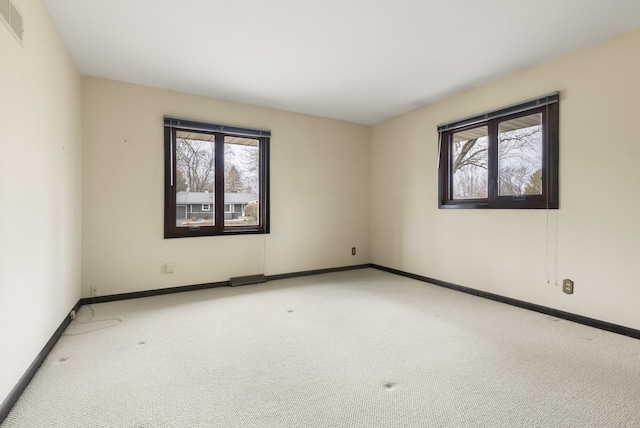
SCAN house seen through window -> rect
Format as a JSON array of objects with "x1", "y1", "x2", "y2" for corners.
[{"x1": 164, "y1": 117, "x2": 270, "y2": 238}]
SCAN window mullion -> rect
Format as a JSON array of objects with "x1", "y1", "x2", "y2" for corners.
[
  {"x1": 257, "y1": 138, "x2": 264, "y2": 227},
  {"x1": 487, "y1": 120, "x2": 498, "y2": 204},
  {"x1": 214, "y1": 133, "x2": 225, "y2": 232},
  {"x1": 259, "y1": 137, "x2": 269, "y2": 230}
]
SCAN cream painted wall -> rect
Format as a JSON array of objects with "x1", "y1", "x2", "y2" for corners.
[
  {"x1": 371, "y1": 29, "x2": 640, "y2": 330},
  {"x1": 81, "y1": 78, "x2": 370, "y2": 297},
  {"x1": 0, "y1": 0, "x2": 81, "y2": 404}
]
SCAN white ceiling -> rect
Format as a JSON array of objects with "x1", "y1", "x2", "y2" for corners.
[{"x1": 43, "y1": 0, "x2": 640, "y2": 125}]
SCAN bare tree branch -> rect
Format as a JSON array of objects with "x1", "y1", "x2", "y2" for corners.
[{"x1": 176, "y1": 138, "x2": 215, "y2": 192}]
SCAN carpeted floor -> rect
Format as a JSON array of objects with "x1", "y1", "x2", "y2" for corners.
[{"x1": 3, "y1": 268, "x2": 640, "y2": 427}]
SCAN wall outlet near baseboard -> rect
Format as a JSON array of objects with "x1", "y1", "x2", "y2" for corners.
[
  {"x1": 563, "y1": 279, "x2": 574, "y2": 295},
  {"x1": 90, "y1": 285, "x2": 99, "y2": 296},
  {"x1": 352, "y1": 247, "x2": 356, "y2": 256},
  {"x1": 164, "y1": 263, "x2": 175, "y2": 274}
]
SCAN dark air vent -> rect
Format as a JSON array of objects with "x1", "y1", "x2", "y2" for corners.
[
  {"x1": 229, "y1": 274, "x2": 266, "y2": 287},
  {"x1": 0, "y1": 0, "x2": 9, "y2": 23},
  {"x1": 0, "y1": 0, "x2": 23, "y2": 44}
]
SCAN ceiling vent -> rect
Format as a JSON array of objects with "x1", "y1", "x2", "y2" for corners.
[{"x1": 0, "y1": 0, "x2": 23, "y2": 45}]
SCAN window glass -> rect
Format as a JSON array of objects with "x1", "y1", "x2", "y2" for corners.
[
  {"x1": 224, "y1": 136, "x2": 260, "y2": 227},
  {"x1": 175, "y1": 131, "x2": 215, "y2": 227},
  {"x1": 498, "y1": 113, "x2": 542, "y2": 196},
  {"x1": 452, "y1": 126, "x2": 488, "y2": 199}
]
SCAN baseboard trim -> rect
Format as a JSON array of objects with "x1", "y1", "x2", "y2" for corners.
[
  {"x1": 81, "y1": 264, "x2": 371, "y2": 305},
  {"x1": 266, "y1": 264, "x2": 371, "y2": 282},
  {"x1": 81, "y1": 280, "x2": 230, "y2": 305},
  {"x1": 0, "y1": 300, "x2": 82, "y2": 424},
  {"x1": 371, "y1": 264, "x2": 640, "y2": 340}
]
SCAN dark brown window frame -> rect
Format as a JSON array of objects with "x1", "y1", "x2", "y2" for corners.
[
  {"x1": 438, "y1": 93, "x2": 559, "y2": 209},
  {"x1": 164, "y1": 117, "x2": 270, "y2": 238}
]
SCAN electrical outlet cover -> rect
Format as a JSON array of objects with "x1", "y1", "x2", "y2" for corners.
[{"x1": 563, "y1": 279, "x2": 574, "y2": 294}]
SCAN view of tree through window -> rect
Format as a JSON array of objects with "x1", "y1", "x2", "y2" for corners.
[
  {"x1": 224, "y1": 136, "x2": 259, "y2": 227},
  {"x1": 438, "y1": 94, "x2": 558, "y2": 209},
  {"x1": 164, "y1": 117, "x2": 269, "y2": 238},
  {"x1": 175, "y1": 131, "x2": 215, "y2": 227},
  {"x1": 451, "y1": 115, "x2": 543, "y2": 199},
  {"x1": 498, "y1": 114, "x2": 542, "y2": 196},
  {"x1": 452, "y1": 126, "x2": 488, "y2": 199}
]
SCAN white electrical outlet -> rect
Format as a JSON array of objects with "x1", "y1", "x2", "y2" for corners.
[
  {"x1": 90, "y1": 285, "x2": 99, "y2": 296},
  {"x1": 164, "y1": 263, "x2": 175, "y2": 274}
]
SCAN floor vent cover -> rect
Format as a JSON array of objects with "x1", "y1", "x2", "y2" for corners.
[{"x1": 230, "y1": 274, "x2": 266, "y2": 287}]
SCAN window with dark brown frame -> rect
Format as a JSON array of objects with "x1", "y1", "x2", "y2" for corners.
[
  {"x1": 438, "y1": 93, "x2": 559, "y2": 209},
  {"x1": 164, "y1": 117, "x2": 270, "y2": 238}
]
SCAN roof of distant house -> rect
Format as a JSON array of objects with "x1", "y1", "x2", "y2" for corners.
[{"x1": 176, "y1": 191, "x2": 258, "y2": 204}]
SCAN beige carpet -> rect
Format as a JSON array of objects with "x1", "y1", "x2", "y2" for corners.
[{"x1": 3, "y1": 268, "x2": 640, "y2": 427}]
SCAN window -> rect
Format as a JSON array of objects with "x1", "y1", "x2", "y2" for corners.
[
  {"x1": 438, "y1": 93, "x2": 559, "y2": 209},
  {"x1": 164, "y1": 117, "x2": 270, "y2": 238}
]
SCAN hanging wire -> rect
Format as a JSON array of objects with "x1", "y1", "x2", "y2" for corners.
[
  {"x1": 63, "y1": 305, "x2": 122, "y2": 336},
  {"x1": 170, "y1": 127, "x2": 174, "y2": 186},
  {"x1": 437, "y1": 131, "x2": 442, "y2": 169}
]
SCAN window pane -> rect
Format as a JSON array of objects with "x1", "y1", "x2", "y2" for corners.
[
  {"x1": 224, "y1": 136, "x2": 260, "y2": 227},
  {"x1": 175, "y1": 131, "x2": 215, "y2": 227},
  {"x1": 452, "y1": 126, "x2": 488, "y2": 199},
  {"x1": 498, "y1": 113, "x2": 542, "y2": 196}
]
